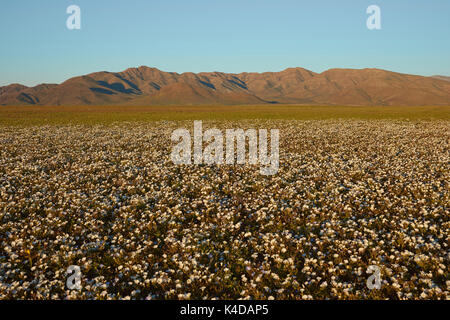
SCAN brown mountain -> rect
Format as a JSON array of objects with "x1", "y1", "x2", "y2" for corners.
[{"x1": 1, "y1": 66, "x2": 450, "y2": 106}]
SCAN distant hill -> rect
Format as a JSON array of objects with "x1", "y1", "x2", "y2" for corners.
[{"x1": 1, "y1": 66, "x2": 450, "y2": 106}]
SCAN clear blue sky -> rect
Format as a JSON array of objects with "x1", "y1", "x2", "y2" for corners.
[{"x1": 1, "y1": 0, "x2": 449, "y2": 86}]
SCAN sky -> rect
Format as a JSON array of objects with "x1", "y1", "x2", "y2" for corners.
[{"x1": 1, "y1": 0, "x2": 449, "y2": 87}]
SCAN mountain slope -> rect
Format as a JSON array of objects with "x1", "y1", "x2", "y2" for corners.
[
  {"x1": 1, "y1": 66, "x2": 450, "y2": 106},
  {"x1": 432, "y1": 75, "x2": 450, "y2": 82}
]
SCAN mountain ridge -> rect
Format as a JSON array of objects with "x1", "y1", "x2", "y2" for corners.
[{"x1": 1, "y1": 66, "x2": 450, "y2": 106}]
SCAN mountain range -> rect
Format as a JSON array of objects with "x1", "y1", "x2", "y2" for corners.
[{"x1": 1, "y1": 66, "x2": 450, "y2": 106}]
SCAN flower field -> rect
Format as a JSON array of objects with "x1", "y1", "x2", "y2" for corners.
[{"x1": 0, "y1": 119, "x2": 448, "y2": 299}]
